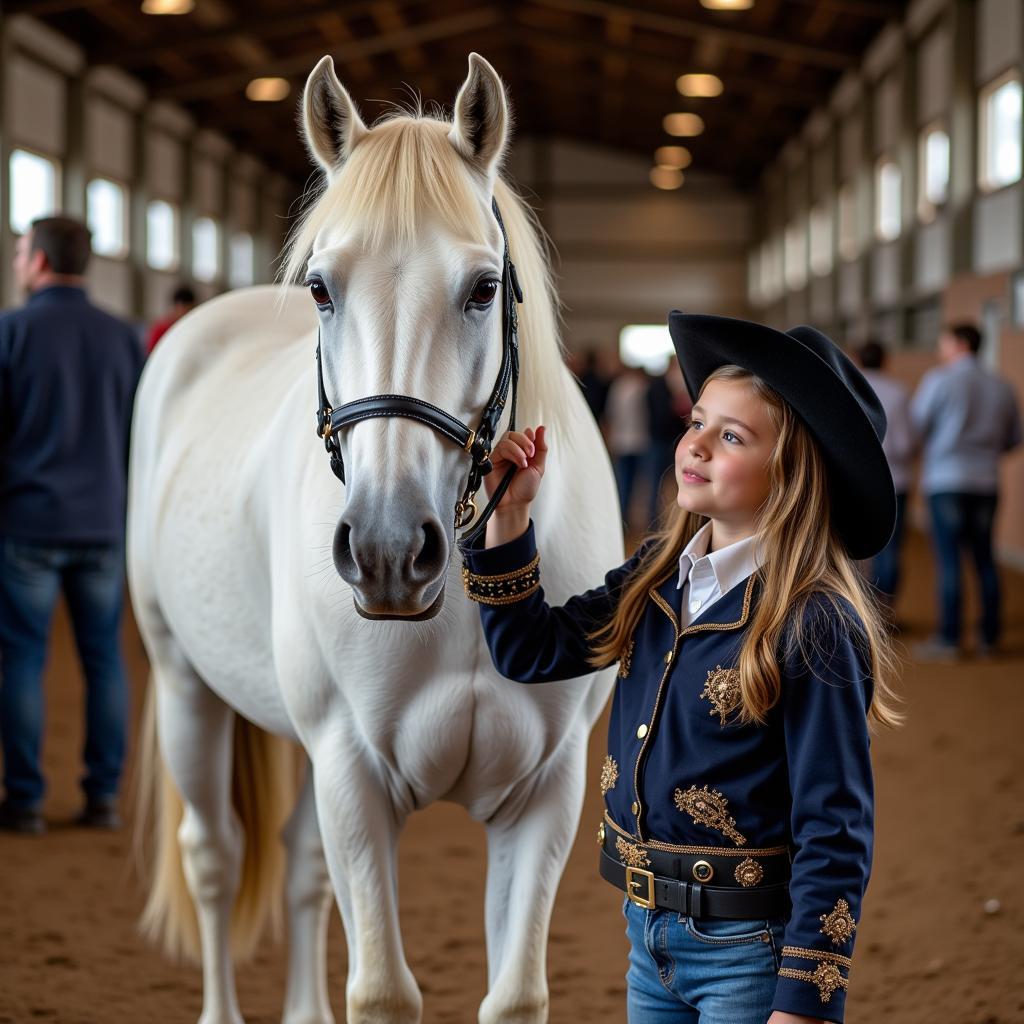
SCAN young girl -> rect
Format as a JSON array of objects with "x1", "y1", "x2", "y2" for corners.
[{"x1": 461, "y1": 312, "x2": 900, "y2": 1024}]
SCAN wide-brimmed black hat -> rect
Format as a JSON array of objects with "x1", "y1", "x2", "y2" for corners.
[{"x1": 667, "y1": 311, "x2": 896, "y2": 560}]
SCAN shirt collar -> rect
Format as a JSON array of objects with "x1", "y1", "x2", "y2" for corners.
[
  {"x1": 28, "y1": 284, "x2": 87, "y2": 305},
  {"x1": 676, "y1": 521, "x2": 761, "y2": 596}
]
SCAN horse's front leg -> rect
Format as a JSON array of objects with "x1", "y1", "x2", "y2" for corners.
[
  {"x1": 282, "y1": 762, "x2": 336, "y2": 1024},
  {"x1": 309, "y1": 740, "x2": 421, "y2": 1024},
  {"x1": 479, "y1": 731, "x2": 588, "y2": 1024}
]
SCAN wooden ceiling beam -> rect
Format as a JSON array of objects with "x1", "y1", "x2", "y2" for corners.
[
  {"x1": 527, "y1": 0, "x2": 856, "y2": 70},
  {"x1": 156, "y1": 7, "x2": 504, "y2": 102},
  {"x1": 513, "y1": 23, "x2": 819, "y2": 110},
  {"x1": 92, "y1": 0, "x2": 435, "y2": 67}
]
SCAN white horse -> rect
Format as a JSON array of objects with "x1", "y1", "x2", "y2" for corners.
[{"x1": 129, "y1": 54, "x2": 622, "y2": 1024}]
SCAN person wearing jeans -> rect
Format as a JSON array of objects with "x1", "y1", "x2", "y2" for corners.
[
  {"x1": 0, "y1": 542, "x2": 128, "y2": 815},
  {"x1": 0, "y1": 216, "x2": 143, "y2": 833},
  {"x1": 911, "y1": 323, "x2": 1022, "y2": 658}
]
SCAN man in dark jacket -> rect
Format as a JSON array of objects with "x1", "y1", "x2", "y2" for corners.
[{"x1": 0, "y1": 216, "x2": 144, "y2": 833}]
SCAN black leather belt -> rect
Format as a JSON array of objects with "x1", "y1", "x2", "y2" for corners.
[{"x1": 600, "y1": 848, "x2": 791, "y2": 920}]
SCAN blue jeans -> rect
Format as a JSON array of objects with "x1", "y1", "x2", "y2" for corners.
[
  {"x1": 927, "y1": 493, "x2": 1001, "y2": 646},
  {"x1": 0, "y1": 538, "x2": 128, "y2": 809},
  {"x1": 869, "y1": 491, "x2": 907, "y2": 599},
  {"x1": 624, "y1": 899, "x2": 786, "y2": 1023}
]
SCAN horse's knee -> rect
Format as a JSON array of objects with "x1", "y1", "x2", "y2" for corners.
[
  {"x1": 178, "y1": 815, "x2": 243, "y2": 902},
  {"x1": 285, "y1": 840, "x2": 332, "y2": 911}
]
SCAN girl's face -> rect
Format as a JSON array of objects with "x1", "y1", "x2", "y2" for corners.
[{"x1": 674, "y1": 377, "x2": 779, "y2": 542}]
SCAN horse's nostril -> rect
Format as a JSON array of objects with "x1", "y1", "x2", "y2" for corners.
[
  {"x1": 412, "y1": 519, "x2": 444, "y2": 578},
  {"x1": 333, "y1": 521, "x2": 358, "y2": 582}
]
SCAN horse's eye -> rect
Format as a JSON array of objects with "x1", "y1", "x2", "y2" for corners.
[
  {"x1": 468, "y1": 278, "x2": 499, "y2": 307},
  {"x1": 307, "y1": 278, "x2": 331, "y2": 307}
]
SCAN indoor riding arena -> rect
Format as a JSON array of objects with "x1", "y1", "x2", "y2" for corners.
[{"x1": 1, "y1": 3, "x2": 1023, "y2": 1024}]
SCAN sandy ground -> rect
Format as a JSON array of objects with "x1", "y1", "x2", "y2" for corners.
[{"x1": 1, "y1": 529, "x2": 1023, "y2": 1024}]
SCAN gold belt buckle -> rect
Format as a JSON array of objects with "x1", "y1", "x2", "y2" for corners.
[{"x1": 625, "y1": 866, "x2": 655, "y2": 910}]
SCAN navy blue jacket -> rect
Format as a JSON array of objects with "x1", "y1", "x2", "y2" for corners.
[
  {"x1": 0, "y1": 286, "x2": 144, "y2": 544},
  {"x1": 465, "y1": 523, "x2": 874, "y2": 1023}
]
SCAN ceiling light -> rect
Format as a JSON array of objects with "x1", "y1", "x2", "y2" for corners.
[
  {"x1": 663, "y1": 113, "x2": 705, "y2": 137},
  {"x1": 654, "y1": 146, "x2": 692, "y2": 169},
  {"x1": 245, "y1": 78, "x2": 291, "y2": 102},
  {"x1": 141, "y1": 0, "x2": 195, "y2": 13},
  {"x1": 700, "y1": 0, "x2": 754, "y2": 9},
  {"x1": 677, "y1": 74, "x2": 723, "y2": 98},
  {"x1": 650, "y1": 167, "x2": 684, "y2": 190}
]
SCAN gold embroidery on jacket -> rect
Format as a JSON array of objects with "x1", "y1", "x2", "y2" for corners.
[
  {"x1": 618, "y1": 638, "x2": 635, "y2": 678},
  {"x1": 819, "y1": 898, "x2": 857, "y2": 945},
  {"x1": 782, "y1": 946, "x2": 853, "y2": 968},
  {"x1": 597, "y1": 822, "x2": 606, "y2": 846},
  {"x1": 777, "y1": 963, "x2": 848, "y2": 1003},
  {"x1": 734, "y1": 857, "x2": 764, "y2": 887},
  {"x1": 600, "y1": 755, "x2": 619, "y2": 796},
  {"x1": 700, "y1": 665, "x2": 741, "y2": 724},
  {"x1": 615, "y1": 836, "x2": 651, "y2": 869},
  {"x1": 673, "y1": 785, "x2": 748, "y2": 846}
]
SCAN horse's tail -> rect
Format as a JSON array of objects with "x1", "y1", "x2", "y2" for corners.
[{"x1": 135, "y1": 677, "x2": 295, "y2": 962}]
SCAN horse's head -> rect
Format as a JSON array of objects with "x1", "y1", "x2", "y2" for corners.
[{"x1": 291, "y1": 54, "x2": 517, "y2": 620}]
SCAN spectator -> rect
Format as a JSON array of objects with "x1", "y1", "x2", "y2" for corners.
[
  {"x1": 577, "y1": 348, "x2": 611, "y2": 423},
  {"x1": 0, "y1": 216, "x2": 144, "y2": 834},
  {"x1": 604, "y1": 364, "x2": 650, "y2": 529},
  {"x1": 644, "y1": 365, "x2": 682, "y2": 525},
  {"x1": 146, "y1": 283, "x2": 195, "y2": 355},
  {"x1": 856, "y1": 340, "x2": 914, "y2": 606},
  {"x1": 910, "y1": 323, "x2": 1022, "y2": 659}
]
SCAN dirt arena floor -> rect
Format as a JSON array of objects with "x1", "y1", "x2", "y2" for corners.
[{"x1": 1, "y1": 529, "x2": 1022, "y2": 1024}]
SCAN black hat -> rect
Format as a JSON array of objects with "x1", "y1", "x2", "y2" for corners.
[{"x1": 667, "y1": 311, "x2": 896, "y2": 560}]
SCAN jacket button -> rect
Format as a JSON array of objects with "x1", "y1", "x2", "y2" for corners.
[
  {"x1": 636, "y1": 723, "x2": 648, "y2": 739},
  {"x1": 631, "y1": 801, "x2": 639, "y2": 814}
]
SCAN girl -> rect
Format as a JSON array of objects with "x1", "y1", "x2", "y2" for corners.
[{"x1": 461, "y1": 313, "x2": 900, "y2": 1024}]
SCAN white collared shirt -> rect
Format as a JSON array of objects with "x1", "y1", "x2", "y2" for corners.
[{"x1": 676, "y1": 522, "x2": 762, "y2": 627}]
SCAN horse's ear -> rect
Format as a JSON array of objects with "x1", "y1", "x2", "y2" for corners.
[
  {"x1": 301, "y1": 56, "x2": 368, "y2": 178},
  {"x1": 448, "y1": 53, "x2": 509, "y2": 182}
]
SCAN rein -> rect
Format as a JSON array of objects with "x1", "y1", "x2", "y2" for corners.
[{"x1": 314, "y1": 198, "x2": 524, "y2": 551}]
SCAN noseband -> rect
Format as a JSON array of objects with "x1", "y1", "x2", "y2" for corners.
[{"x1": 314, "y1": 198, "x2": 524, "y2": 550}]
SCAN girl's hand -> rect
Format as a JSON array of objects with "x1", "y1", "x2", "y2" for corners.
[
  {"x1": 482, "y1": 426, "x2": 547, "y2": 547},
  {"x1": 483, "y1": 426, "x2": 548, "y2": 509}
]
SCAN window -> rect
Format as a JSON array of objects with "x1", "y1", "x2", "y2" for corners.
[
  {"x1": 875, "y1": 159, "x2": 902, "y2": 242},
  {"x1": 809, "y1": 201, "x2": 833, "y2": 276},
  {"x1": 619, "y1": 324, "x2": 673, "y2": 373},
  {"x1": 837, "y1": 182, "x2": 858, "y2": 261},
  {"x1": 918, "y1": 124, "x2": 949, "y2": 221},
  {"x1": 192, "y1": 216, "x2": 220, "y2": 282},
  {"x1": 784, "y1": 219, "x2": 807, "y2": 290},
  {"x1": 146, "y1": 200, "x2": 179, "y2": 271},
  {"x1": 228, "y1": 231, "x2": 254, "y2": 288},
  {"x1": 979, "y1": 72, "x2": 1022, "y2": 191},
  {"x1": 9, "y1": 149, "x2": 60, "y2": 234},
  {"x1": 86, "y1": 178, "x2": 128, "y2": 258}
]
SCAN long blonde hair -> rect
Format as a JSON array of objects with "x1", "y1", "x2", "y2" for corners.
[{"x1": 589, "y1": 365, "x2": 901, "y2": 729}]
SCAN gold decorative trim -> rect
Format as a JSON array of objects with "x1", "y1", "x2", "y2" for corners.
[
  {"x1": 700, "y1": 665, "x2": 741, "y2": 725},
  {"x1": 819, "y1": 898, "x2": 857, "y2": 946},
  {"x1": 782, "y1": 947, "x2": 853, "y2": 969},
  {"x1": 615, "y1": 836, "x2": 651, "y2": 869},
  {"x1": 777, "y1": 964, "x2": 848, "y2": 1004},
  {"x1": 596, "y1": 822, "x2": 605, "y2": 846},
  {"x1": 600, "y1": 755, "x2": 619, "y2": 796},
  {"x1": 734, "y1": 857, "x2": 764, "y2": 887},
  {"x1": 462, "y1": 554, "x2": 540, "y2": 605},
  {"x1": 617, "y1": 637, "x2": 635, "y2": 678},
  {"x1": 603, "y1": 812, "x2": 787, "y2": 857},
  {"x1": 673, "y1": 785, "x2": 747, "y2": 846}
]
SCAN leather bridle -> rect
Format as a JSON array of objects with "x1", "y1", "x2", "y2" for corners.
[{"x1": 314, "y1": 198, "x2": 524, "y2": 550}]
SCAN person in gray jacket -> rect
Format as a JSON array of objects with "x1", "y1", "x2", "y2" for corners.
[{"x1": 911, "y1": 323, "x2": 1022, "y2": 658}]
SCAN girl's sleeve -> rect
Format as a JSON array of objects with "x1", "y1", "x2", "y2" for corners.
[
  {"x1": 771, "y1": 599, "x2": 875, "y2": 1024},
  {"x1": 462, "y1": 520, "x2": 644, "y2": 683}
]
